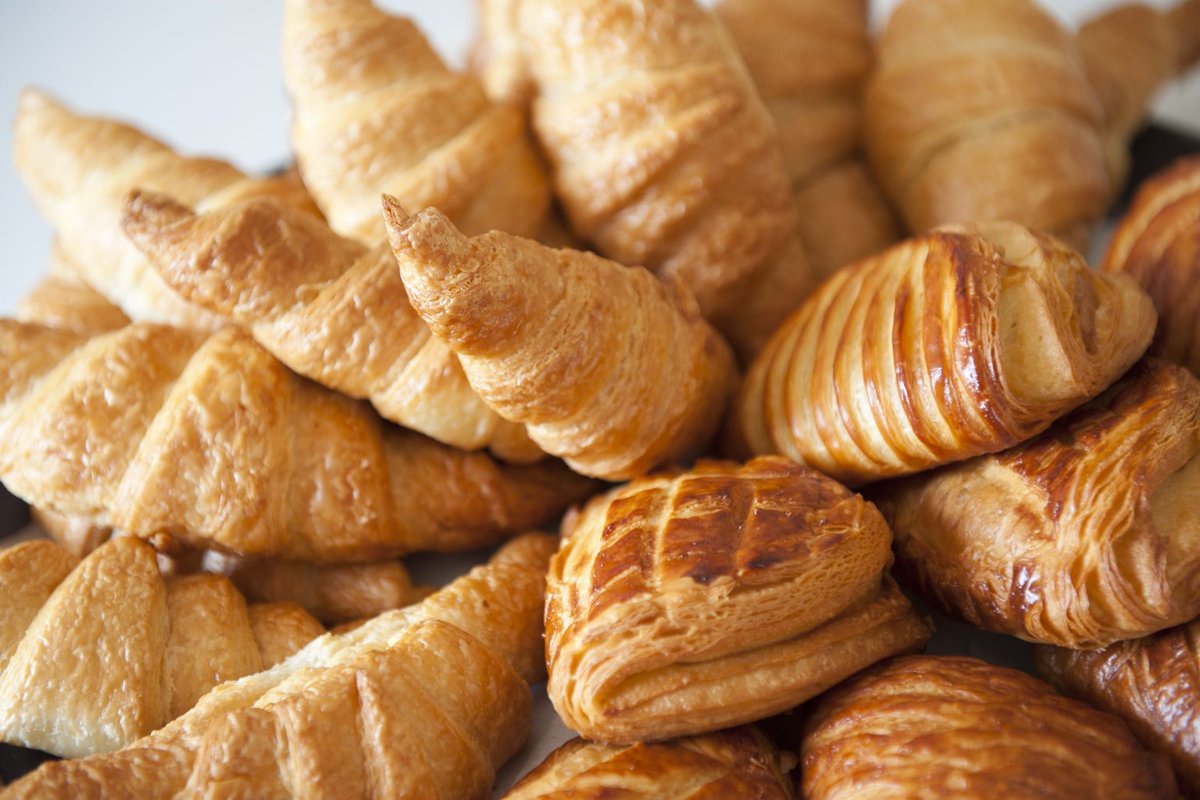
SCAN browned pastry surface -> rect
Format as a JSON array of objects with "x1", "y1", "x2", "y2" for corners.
[
  {"x1": 801, "y1": 655, "x2": 1178, "y2": 799},
  {"x1": 546, "y1": 457, "x2": 930, "y2": 744},
  {"x1": 726, "y1": 222, "x2": 1155, "y2": 485},
  {"x1": 16, "y1": 270, "x2": 128, "y2": 338},
  {"x1": 387, "y1": 202, "x2": 737, "y2": 480},
  {"x1": 503, "y1": 726, "x2": 794, "y2": 799},
  {"x1": 875, "y1": 360, "x2": 1200, "y2": 648},
  {"x1": 0, "y1": 321, "x2": 593, "y2": 563}
]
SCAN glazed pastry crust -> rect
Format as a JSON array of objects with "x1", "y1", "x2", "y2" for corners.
[
  {"x1": 726, "y1": 222, "x2": 1156, "y2": 486},
  {"x1": 545, "y1": 457, "x2": 929, "y2": 744}
]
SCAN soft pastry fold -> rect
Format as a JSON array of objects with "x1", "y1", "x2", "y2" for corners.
[
  {"x1": 800, "y1": 655, "x2": 1177, "y2": 799},
  {"x1": 545, "y1": 457, "x2": 930, "y2": 744},
  {"x1": 0, "y1": 538, "x2": 321, "y2": 758},
  {"x1": 726, "y1": 221, "x2": 1156, "y2": 486},
  {"x1": 0, "y1": 321, "x2": 593, "y2": 563},
  {"x1": 471, "y1": 0, "x2": 532, "y2": 106},
  {"x1": 282, "y1": 0, "x2": 548, "y2": 243},
  {"x1": 875, "y1": 360, "x2": 1200, "y2": 648},
  {"x1": 386, "y1": 202, "x2": 737, "y2": 480}
]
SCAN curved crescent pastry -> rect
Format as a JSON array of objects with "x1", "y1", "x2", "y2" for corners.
[
  {"x1": 1036, "y1": 620, "x2": 1200, "y2": 799},
  {"x1": 17, "y1": 274, "x2": 129, "y2": 338},
  {"x1": 545, "y1": 457, "x2": 930, "y2": 744},
  {"x1": 471, "y1": 0, "x2": 532, "y2": 106},
  {"x1": 800, "y1": 655, "x2": 1178, "y2": 799},
  {"x1": 875, "y1": 360, "x2": 1200, "y2": 648},
  {"x1": 503, "y1": 727, "x2": 794, "y2": 799},
  {"x1": 0, "y1": 321, "x2": 593, "y2": 563},
  {"x1": 282, "y1": 0, "x2": 549, "y2": 243},
  {"x1": 0, "y1": 538, "x2": 322, "y2": 758},
  {"x1": 386, "y1": 202, "x2": 737, "y2": 481},
  {"x1": 726, "y1": 222, "x2": 1156, "y2": 486}
]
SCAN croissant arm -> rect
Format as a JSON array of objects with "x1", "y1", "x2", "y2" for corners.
[
  {"x1": 470, "y1": 0, "x2": 532, "y2": 106},
  {"x1": 17, "y1": 274, "x2": 129, "y2": 337}
]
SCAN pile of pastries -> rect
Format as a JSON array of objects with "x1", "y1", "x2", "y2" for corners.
[{"x1": 1, "y1": 0, "x2": 1200, "y2": 796}]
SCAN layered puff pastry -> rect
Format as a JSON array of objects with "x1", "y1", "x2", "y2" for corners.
[
  {"x1": 503, "y1": 726, "x2": 794, "y2": 799},
  {"x1": 874, "y1": 360, "x2": 1200, "y2": 648},
  {"x1": 0, "y1": 538, "x2": 322, "y2": 758},
  {"x1": 1104, "y1": 156, "x2": 1200, "y2": 373},
  {"x1": 1036, "y1": 619, "x2": 1200, "y2": 798},
  {"x1": 12, "y1": 90, "x2": 319, "y2": 329},
  {"x1": 4, "y1": 534, "x2": 555, "y2": 799},
  {"x1": 122, "y1": 190, "x2": 541, "y2": 461},
  {"x1": 545, "y1": 457, "x2": 930, "y2": 745},
  {"x1": 0, "y1": 320, "x2": 593, "y2": 563},
  {"x1": 386, "y1": 202, "x2": 737, "y2": 481},
  {"x1": 282, "y1": 0, "x2": 549, "y2": 244},
  {"x1": 726, "y1": 221, "x2": 1155, "y2": 486},
  {"x1": 800, "y1": 655, "x2": 1178, "y2": 799}
]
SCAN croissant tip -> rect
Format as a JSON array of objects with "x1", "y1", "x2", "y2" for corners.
[{"x1": 16, "y1": 87, "x2": 59, "y2": 118}]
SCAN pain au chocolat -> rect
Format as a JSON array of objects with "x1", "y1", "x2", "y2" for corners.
[{"x1": 545, "y1": 457, "x2": 930, "y2": 744}]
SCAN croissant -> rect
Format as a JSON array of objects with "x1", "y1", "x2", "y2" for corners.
[
  {"x1": 17, "y1": 247, "x2": 129, "y2": 337},
  {"x1": 546, "y1": 457, "x2": 930, "y2": 744},
  {"x1": 0, "y1": 538, "x2": 322, "y2": 758},
  {"x1": 874, "y1": 359, "x2": 1200, "y2": 648},
  {"x1": 726, "y1": 222, "x2": 1156, "y2": 486},
  {"x1": 0, "y1": 320, "x2": 593, "y2": 563},
  {"x1": 121, "y1": 190, "x2": 540, "y2": 461},
  {"x1": 800, "y1": 655, "x2": 1178, "y2": 799},
  {"x1": 1036, "y1": 620, "x2": 1200, "y2": 798},
  {"x1": 1103, "y1": 156, "x2": 1200, "y2": 373},
  {"x1": 386, "y1": 201, "x2": 737, "y2": 480},
  {"x1": 471, "y1": 0, "x2": 532, "y2": 106},
  {"x1": 12, "y1": 90, "x2": 319, "y2": 329},
  {"x1": 4, "y1": 533, "x2": 554, "y2": 799},
  {"x1": 282, "y1": 0, "x2": 548, "y2": 244},
  {"x1": 503, "y1": 727, "x2": 794, "y2": 799}
]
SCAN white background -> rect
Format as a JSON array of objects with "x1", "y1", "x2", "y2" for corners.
[{"x1": 1, "y1": 0, "x2": 1198, "y2": 316}]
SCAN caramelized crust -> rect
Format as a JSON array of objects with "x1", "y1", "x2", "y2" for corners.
[
  {"x1": 546, "y1": 457, "x2": 929, "y2": 744},
  {"x1": 876, "y1": 360, "x2": 1200, "y2": 647},
  {"x1": 727, "y1": 222, "x2": 1155, "y2": 485}
]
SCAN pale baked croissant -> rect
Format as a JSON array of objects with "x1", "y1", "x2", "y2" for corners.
[
  {"x1": 800, "y1": 655, "x2": 1178, "y2": 799},
  {"x1": 17, "y1": 246, "x2": 129, "y2": 337},
  {"x1": 874, "y1": 359, "x2": 1200, "y2": 648},
  {"x1": 0, "y1": 538, "x2": 322, "y2": 758},
  {"x1": 503, "y1": 727, "x2": 794, "y2": 799},
  {"x1": 1036, "y1": 619, "x2": 1200, "y2": 798},
  {"x1": 282, "y1": 0, "x2": 548, "y2": 244},
  {"x1": 4, "y1": 533, "x2": 554, "y2": 799},
  {"x1": 121, "y1": 189, "x2": 540, "y2": 461},
  {"x1": 546, "y1": 457, "x2": 930, "y2": 744},
  {"x1": 1104, "y1": 156, "x2": 1200, "y2": 373},
  {"x1": 471, "y1": 0, "x2": 532, "y2": 106},
  {"x1": 0, "y1": 320, "x2": 593, "y2": 563},
  {"x1": 726, "y1": 222, "x2": 1156, "y2": 486},
  {"x1": 12, "y1": 90, "x2": 319, "y2": 329},
  {"x1": 386, "y1": 201, "x2": 738, "y2": 480}
]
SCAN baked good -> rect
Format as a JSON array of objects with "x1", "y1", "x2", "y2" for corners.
[
  {"x1": 471, "y1": 0, "x2": 532, "y2": 106},
  {"x1": 545, "y1": 457, "x2": 930, "y2": 744},
  {"x1": 282, "y1": 0, "x2": 548, "y2": 243},
  {"x1": 800, "y1": 655, "x2": 1178, "y2": 799},
  {"x1": 386, "y1": 202, "x2": 737, "y2": 480},
  {"x1": 503, "y1": 726, "x2": 794, "y2": 799},
  {"x1": 875, "y1": 359, "x2": 1200, "y2": 648},
  {"x1": 17, "y1": 250, "x2": 129, "y2": 337},
  {"x1": 12, "y1": 89, "x2": 319, "y2": 329},
  {"x1": 1036, "y1": 619, "x2": 1200, "y2": 798},
  {"x1": 0, "y1": 538, "x2": 321, "y2": 758},
  {"x1": 726, "y1": 222, "x2": 1156, "y2": 486},
  {"x1": 0, "y1": 321, "x2": 593, "y2": 563}
]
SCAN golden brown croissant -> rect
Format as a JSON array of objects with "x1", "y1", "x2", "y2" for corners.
[
  {"x1": 386, "y1": 201, "x2": 738, "y2": 480},
  {"x1": 546, "y1": 457, "x2": 930, "y2": 744},
  {"x1": 12, "y1": 90, "x2": 319, "y2": 329},
  {"x1": 726, "y1": 222, "x2": 1156, "y2": 486},
  {"x1": 0, "y1": 538, "x2": 322, "y2": 758},
  {"x1": 471, "y1": 0, "x2": 532, "y2": 106},
  {"x1": 1104, "y1": 156, "x2": 1200, "y2": 373},
  {"x1": 282, "y1": 0, "x2": 548, "y2": 244},
  {"x1": 503, "y1": 727, "x2": 794, "y2": 799},
  {"x1": 121, "y1": 190, "x2": 541, "y2": 461},
  {"x1": 1036, "y1": 620, "x2": 1200, "y2": 798},
  {"x1": 4, "y1": 533, "x2": 554, "y2": 799},
  {"x1": 800, "y1": 655, "x2": 1178, "y2": 799},
  {"x1": 0, "y1": 320, "x2": 593, "y2": 563},
  {"x1": 874, "y1": 359, "x2": 1200, "y2": 648}
]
